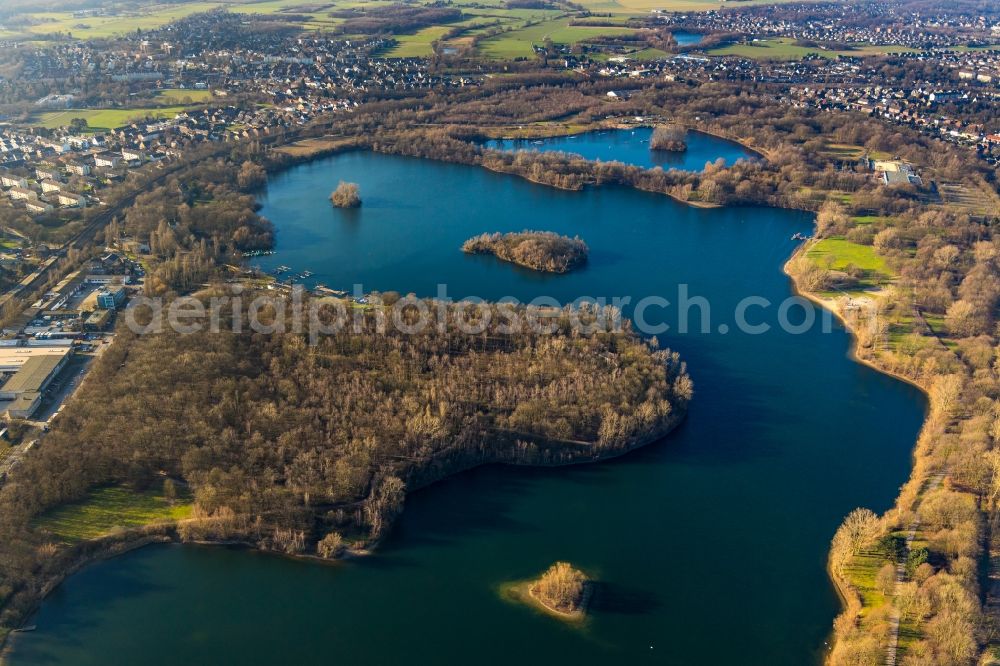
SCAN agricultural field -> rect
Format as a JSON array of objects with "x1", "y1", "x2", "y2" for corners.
[
  {"x1": 0, "y1": 0, "x2": 836, "y2": 45},
  {"x1": 32, "y1": 106, "x2": 192, "y2": 131},
  {"x1": 2, "y1": 0, "x2": 540, "y2": 43},
  {"x1": 14, "y1": 3, "x2": 223, "y2": 40},
  {"x1": 707, "y1": 37, "x2": 916, "y2": 60},
  {"x1": 34, "y1": 483, "x2": 192, "y2": 542},
  {"x1": 479, "y1": 17, "x2": 637, "y2": 59},
  {"x1": 2, "y1": 0, "x2": 351, "y2": 41},
  {"x1": 575, "y1": 0, "x2": 820, "y2": 12},
  {"x1": 383, "y1": 25, "x2": 452, "y2": 57},
  {"x1": 225, "y1": 0, "x2": 348, "y2": 31}
]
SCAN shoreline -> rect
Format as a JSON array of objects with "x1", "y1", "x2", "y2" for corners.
[
  {"x1": 783, "y1": 254, "x2": 930, "y2": 396},
  {"x1": 483, "y1": 119, "x2": 768, "y2": 163},
  {"x1": 783, "y1": 245, "x2": 933, "y2": 664},
  {"x1": 0, "y1": 533, "x2": 174, "y2": 663},
  {"x1": 0, "y1": 409, "x2": 687, "y2": 660},
  {"x1": 500, "y1": 579, "x2": 592, "y2": 624}
]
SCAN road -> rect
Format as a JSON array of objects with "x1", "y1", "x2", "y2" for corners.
[
  {"x1": 0, "y1": 335, "x2": 113, "y2": 485},
  {"x1": 0, "y1": 438, "x2": 35, "y2": 483},
  {"x1": 0, "y1": 128, "x2": 303, "y2": 480}
]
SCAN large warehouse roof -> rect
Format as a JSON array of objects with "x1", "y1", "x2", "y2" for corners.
[
  {"x1": 1, "y1": 354, "x2": 66, "y2": 394},
  {"x1": 0, "y1": 347, "x2": 70, "y2": 373}
]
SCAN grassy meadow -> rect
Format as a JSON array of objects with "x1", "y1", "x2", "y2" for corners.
[
  {"x1": 383, "y1": 25, "x2": 453, "y2": 57},
  {"x1": 479, "y1": 17, "x2": 637, "y2": 59},
  {"x1": 154, "y1": 88, "x2": 215, "y2": 104},
  {"x1": 806, "y1": 236, "x2": 894, "y2": 285},
  {"x1": 0, "y1": 0, "x2": 849, "y2": 47},
  {"x1": 707, "y1": 37, "x2": 917, "y2": 60},
  {"x1": 32, "y1": 107, "x2": 191, "y2": 131},
  {"x1": 34, "y1": 483, "x2": 192, "y2": 542}
]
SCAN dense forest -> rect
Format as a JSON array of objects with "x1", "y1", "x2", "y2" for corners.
[{"x1": 462, "y1": 231, "x2": 589, "y2": 273}]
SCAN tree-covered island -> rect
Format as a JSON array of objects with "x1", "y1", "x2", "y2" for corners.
[
  {"x1": 330, "y1": 181, "x2": 361, "y2": 208},
  {"x1": 504, "y1": 562, "x2": 592, "y2": 622},
  {"x1": 462, "y1": 231, "x2": 589, "y2": 274}
]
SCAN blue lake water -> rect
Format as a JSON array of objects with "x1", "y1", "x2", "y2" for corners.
[
  {"x1": 673, "y1": 31, "x2": 704, "y2": 46},
  {"x1": 9, "y1": 144, "x2": 925, "y2": 666},
  {"x1": 484, "y1": 126, "x2": 757, "y2": 171}
]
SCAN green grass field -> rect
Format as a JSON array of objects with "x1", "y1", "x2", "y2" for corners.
[
  {"x1": 34, "y1": 483, "x2": 192, "y2": 542},
  {"x1": 154, "y1": 88, "x2": 214, "y2": 104},
  {"x1": 480, "y1": 18, "x2": 637, "y2": 59},
  {"x1": 21, "y1": 3, "x2": 223, "y2": 39},
  {"x1": 807, "y1": 237, "x2": 894, "y2": 286},
  {"x1": 842, "y1": 549, "x2": 891, "y2": 615},
  {"x1": 32, "y1": 106, "x2": 191, "y2": 131},
  {"x1": 853, "y1": 215, "x2": 892, "y2": 226},
  {"x1": 629, "y1": 47, "x2": 670, "y2": 60},
  {"x1": 708, "y1": 37, "x2": 916, "y2": 60},
  {"x1": 575, "y1": 0, "x2": 818, "y2": 11},
  {"x1": 383, "y1": 25, "x2": 452, "y2": 57},
  {"x1": 0, "y1": 0, "x2": 842, "y2": 44},
  {"x1": 7, "y1": 0, "x2": 351, "y2": 40}
]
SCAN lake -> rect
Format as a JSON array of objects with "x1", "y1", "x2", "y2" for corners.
[
  {"x1": 673, "y1": 31, "x2": 704, "y2": 47},
  {"x1": 8, "y1": 142, "x2": 926, "y2": 665},
  {"x1": 484, "y1": 126, "x2": 756, "y2": 172}
]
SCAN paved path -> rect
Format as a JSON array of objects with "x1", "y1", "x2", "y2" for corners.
[{"x1": 885, "y1": 472, "x2": 945, "y2": 666}]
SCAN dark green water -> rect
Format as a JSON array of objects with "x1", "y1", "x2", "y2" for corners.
[
  {"x1": 484, "y1": 126, "x2": 756, "y2": 171},
  {"x1": 9, "y1": 145, "x2": 926, "y2": 666}
]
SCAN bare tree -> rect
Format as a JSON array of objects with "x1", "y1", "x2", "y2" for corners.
[
  {"x1": 650, "y1": 124, "x2": 687, "y2": 152},
  {"x1": 331, "y1": 181, "x2": 362, "y2": 208}
]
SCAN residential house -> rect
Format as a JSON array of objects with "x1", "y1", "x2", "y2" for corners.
[
  {"x1": 56, "y1": 191, "x2": 86, "y2": 208},
  {"x1": 9, "y1": 187, "x2": 37, "y2": 201},
  {"x1": 1, "y1": 174, "x2": 27, "y2": 189}
]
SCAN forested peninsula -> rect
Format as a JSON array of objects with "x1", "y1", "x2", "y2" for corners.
[{"x1": 0, "y1": 293, "x2": 690, "y2": 630}]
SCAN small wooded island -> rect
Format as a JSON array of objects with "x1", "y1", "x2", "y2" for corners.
[
  {"x1": 462, "y1": 231, "x2": 588, "y2": 274},
  {"x1": 650, "y1": 124, "x2": 688, "y2": 152},
  {"x1": 330, "y1": 181, "x2": 361, "y2": 208},
  {"x1": 506, "y1": 562, "x2": 592, "y2": 622}
]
